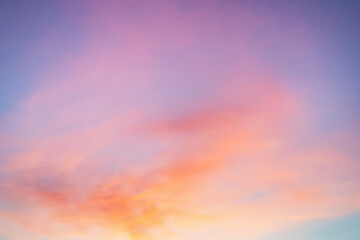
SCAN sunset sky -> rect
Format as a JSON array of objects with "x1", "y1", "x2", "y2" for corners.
[{"x1": 0, "y1": 1, "x2": 359, "y2": 240}]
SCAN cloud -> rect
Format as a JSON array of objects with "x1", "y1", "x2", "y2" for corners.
[{"x1": 0, "y1": 1, "x2": 359, "y2": 240}]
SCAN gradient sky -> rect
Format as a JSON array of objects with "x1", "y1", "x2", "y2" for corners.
[{"x1": 0, "y1": 1, "x2": 359, "y2": 240}]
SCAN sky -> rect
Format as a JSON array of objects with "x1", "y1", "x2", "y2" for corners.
[{"x1": 0, "y1": 0, "x2": 359, "y2": 240}]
